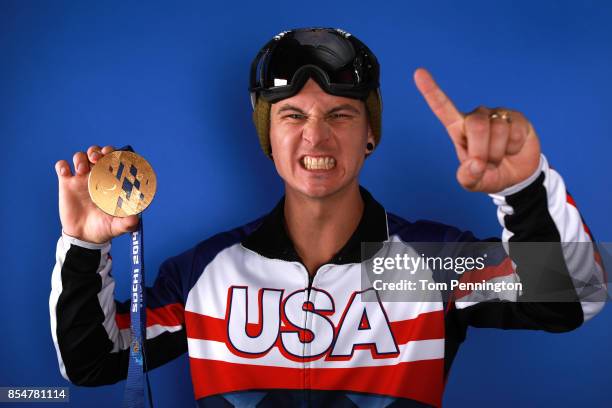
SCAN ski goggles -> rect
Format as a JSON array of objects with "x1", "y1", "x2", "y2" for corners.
[{"x1": 249, "y1": 28, "x2": 380, "y2": 109}]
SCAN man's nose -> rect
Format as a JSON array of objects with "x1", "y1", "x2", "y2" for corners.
[{"x1": 302, "y1": 117, "x2": 331, "y2": 146}]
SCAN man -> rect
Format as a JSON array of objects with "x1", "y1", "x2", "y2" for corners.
[{"x1": 50, "y1": 28, "x2": 604, "y2": 407}]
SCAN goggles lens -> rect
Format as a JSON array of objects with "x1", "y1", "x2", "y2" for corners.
[
  {"x1": 263, "y1": 30, "x2": 360, "y2": 88},
  {"x1": 250, "y1": 28, "x2": 379, "y2": 104}
]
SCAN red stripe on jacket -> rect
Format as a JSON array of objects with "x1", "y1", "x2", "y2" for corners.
[
  {"x1": 453, "y1": 257, "x2": 515, "y2": 301},
  {"x1": 184, "y1": 309, "x2": 445, "y2": 346},
  {"x1": 189, "y1": 357, "x2": 444, "y2": 407},
  {"x1": 115, "y1": 302, "x2": 185, "y2": 329}
]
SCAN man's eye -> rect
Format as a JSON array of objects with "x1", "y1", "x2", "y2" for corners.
[
  {"x1": 330, "y1": 113, "x2": 351, "y2": 119},
  {"x1": 283, "y1": 114, "x2": 305, "y2": 120}
]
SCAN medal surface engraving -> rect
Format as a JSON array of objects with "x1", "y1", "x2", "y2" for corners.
[{"x1": 88, "y1": 150, "x2": 157, "y2": 217}]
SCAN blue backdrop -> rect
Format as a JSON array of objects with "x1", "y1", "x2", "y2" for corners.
[{"x1": 1, "y1": 1, "x2": 610, "y2": 407}]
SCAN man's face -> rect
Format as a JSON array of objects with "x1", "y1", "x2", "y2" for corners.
[{"x1": 269, "y1": 79, "x2": 375, "y2": 200}]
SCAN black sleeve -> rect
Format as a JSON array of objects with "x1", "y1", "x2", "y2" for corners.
[
  {"x1": 50, "y1": 236, "x2": 187, "y2": 386},
  {"x1": 449, "y1": 157, "x2": 605, "y2": 332}
]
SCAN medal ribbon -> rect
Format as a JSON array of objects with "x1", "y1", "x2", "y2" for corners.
[{"x1": 119, "y1": 146, "x2": 153, "y2": 408}]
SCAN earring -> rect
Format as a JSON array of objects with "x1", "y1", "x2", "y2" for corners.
[{"x1": 366, "y1": 142, "x2": 374, "y2": 151}]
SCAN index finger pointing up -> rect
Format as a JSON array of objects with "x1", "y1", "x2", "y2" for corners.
[{"x1": 414, "y1": 68, "x2": 463, "y2": 130}]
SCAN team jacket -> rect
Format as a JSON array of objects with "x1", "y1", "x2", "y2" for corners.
[{"x1": 50, "y1": 155, "x2": 605, "y2": 407}]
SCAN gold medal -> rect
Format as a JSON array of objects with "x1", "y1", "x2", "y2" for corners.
[{"x1": 88, "y1": 150, "x2": 157, "y2": 217}]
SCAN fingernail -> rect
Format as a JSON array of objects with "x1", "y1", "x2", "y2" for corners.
[
  {"x1": 77, "y1": 163, "x2": 86, "y2": 173},
  {"x1": 91, "y1": 152, "x2": 100, "y2": 160},
  {"x1": 469, "y1": 160, "x2": 484, "y2": 175},
  {"x1": 59, "y1": 167, "x2": 66, "y2": 176}
]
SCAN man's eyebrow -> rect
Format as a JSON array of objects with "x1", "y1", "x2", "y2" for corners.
[
  {"x1": 275, "y1": 103, "x2": 362, "y2": 115},
  {"x1": 276, "y1": 104, "x2": 306, "y2": 115},
  {"x1": 327, "y1": 104, "x2": 361, "y2": 115}
]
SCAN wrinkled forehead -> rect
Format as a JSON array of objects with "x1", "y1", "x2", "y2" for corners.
[{"x1": 271, "y1": 79, "x2": 366, "y2": 113}]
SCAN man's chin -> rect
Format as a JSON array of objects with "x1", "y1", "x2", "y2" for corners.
[{"x1": 287, "y1": 181, "x2": 356, "y2": 201}]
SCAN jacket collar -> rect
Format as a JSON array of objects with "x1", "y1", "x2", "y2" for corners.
[{"x1": 242, "y1": 186, "x2": 388, "y2": 265}]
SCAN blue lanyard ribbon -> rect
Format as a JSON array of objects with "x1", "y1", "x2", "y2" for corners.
[{"x1": 120, "y1": 146, "x2": 153, "y2": 408}]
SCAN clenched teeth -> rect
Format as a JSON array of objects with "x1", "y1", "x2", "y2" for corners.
[{"x1": 303, "y1": 156, "x2": 336, "y2": 170}]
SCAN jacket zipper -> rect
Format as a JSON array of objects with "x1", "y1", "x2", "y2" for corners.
[{"x1": 303, "y1": 264, "x2": 328, "y2": 407}]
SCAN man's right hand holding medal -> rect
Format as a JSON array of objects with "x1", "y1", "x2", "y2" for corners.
[{"x1": 54, "y1": 145, "x2": 140, "y2": 244}]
